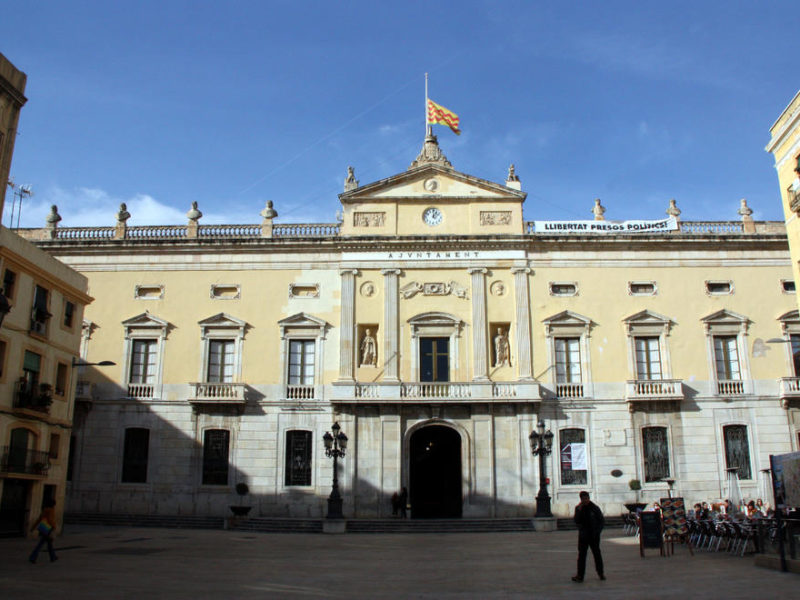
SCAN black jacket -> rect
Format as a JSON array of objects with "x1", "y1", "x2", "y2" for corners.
[{"x1": 574, "y1": 501, "x2": 604, "y2": 539}]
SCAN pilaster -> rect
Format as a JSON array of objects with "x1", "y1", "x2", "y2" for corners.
[
  {"x1": 512, "y1": 267, "x2": 534, "y2": 381},
  {"x1": 469, "y1": 267, "x2": 489, "y2": 381},
  {"x1": 382, "y1": 269, "x2": 401, "y2": 382},
  {"x1": 338, "y1": 269, "x2": 359, "y2": 381}
]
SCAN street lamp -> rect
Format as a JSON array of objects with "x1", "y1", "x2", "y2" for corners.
[
  {"x1": 323, "y1": 421, "x2": 348, "y2": 519},
  {"x1": 72, "y1": 358, "x2": 116, "y2": 367},
  {"x1": 529, "y1": 419, "x2": 554, "y2": 518}
]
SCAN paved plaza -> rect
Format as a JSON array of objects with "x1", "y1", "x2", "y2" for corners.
[{"x1": 0, "y1": 525, "x2": 795, "y2": 599}]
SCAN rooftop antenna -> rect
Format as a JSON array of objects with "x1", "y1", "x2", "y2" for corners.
[{"x1": 6, "y1": 179, "x2": 33, "y2": 229}]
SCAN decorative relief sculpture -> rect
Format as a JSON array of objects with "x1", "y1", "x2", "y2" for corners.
[
  {"x1": 354, "y1": 212, "x2": 386, "y2": 227},
  {"x1": 360, "y1": 329, "x2": 377, "y2": 367},
  {"x1": 400, "y1": 281, "x2": 467, "y2": 299},
  {"x1": 490, "y1": 281, "x2": 506, "y2": 296},
  {"x1": 493, "y1": 327, "x2": 511, "y2": 367},
  {"x1": 360, "y1": 281, "x2": 376, "y2": 297},
  {"x1": 480, "y1": 211, "x2": 512, "y2": 226}
]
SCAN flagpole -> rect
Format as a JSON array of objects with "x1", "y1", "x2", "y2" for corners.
[{"x1": 425, "y1": 72, "x2": 429, "y2": 137}]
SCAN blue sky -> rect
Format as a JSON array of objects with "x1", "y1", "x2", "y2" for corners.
[{"x1": 2, "y1": 1, "x2": 797, "y2": 228}]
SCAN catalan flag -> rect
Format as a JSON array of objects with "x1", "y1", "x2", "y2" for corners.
[{"x1": 427, "y1": 99, "x2": 461, "y2": 135}]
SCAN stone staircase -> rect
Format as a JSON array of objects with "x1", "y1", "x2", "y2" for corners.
[
  {"x1": 344, "y1": 518, "x2": 535, "y2": 533},
  {"x1": 64, "y1": 513, "x2": 225, "y2": 529},
  {"x1": 556, "y1": 515, "x2": 625, "y2": 530},
  {"x1": 228, "y1": 517, "x2": 323, "y2": 533}
]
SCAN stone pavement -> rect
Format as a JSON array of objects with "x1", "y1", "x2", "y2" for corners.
[{"x1": 0, "y1": 525, "x2": 795, "y2": 599}]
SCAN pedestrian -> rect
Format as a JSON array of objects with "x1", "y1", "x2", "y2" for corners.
[
  {"x1": 391, "y1": 491, "x2": 399, "y2": 516},
  {"x1": 398, "y1": 487, "x2": 408, "y2": 519},
  {"x1": 572, "y1": 491, "x2": 604, "y2": 582},
  {"x1": 29, "y1": 498, "x2": 58, "y2": 564}
]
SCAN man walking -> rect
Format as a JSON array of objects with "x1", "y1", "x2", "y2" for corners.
[{"x1": 572, "y1": 491, "x2": 605, "y2": 582}]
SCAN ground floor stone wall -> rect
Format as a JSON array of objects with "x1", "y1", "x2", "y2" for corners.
[{"x1": 66, "y1": 394, "x2": 799, "y2": 519}]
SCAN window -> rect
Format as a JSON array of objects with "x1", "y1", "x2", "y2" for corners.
[
  {"x1": 210, "y1": 284, "x2": 240, "y2": 300},
  {"x1": 121, "y1": 428, "x2": 149, "y2": 483},
  {"x1": 285, "y1": 430, "x2": 312, "y2": 486},
  {"x1": 0, "y1": 339, "x2": 6, "y2": 380},
  {"x1": 288, "y1": 340, "x2": 315, "y2": 385},
  {"x1": 63, "y1": 301, "x2": 75, "y2": 328},
  {"x1": 207, "y1": 339, "x2": 235, "y2": 382},
  {"x1": 550, "y1": 282, "x2": 578, "y2": 297},
  {"x1": 49, "y1": 433, "x2": 60, "y2": 459},
  {"x1": 642, "y1": 426, "x2": 670, "y2": 482},
  {"x1": 560, "y1": 428, "x2": 587, "y2": 485},
  {"x1": 555, "y1": 338, "x2": 581, "y2": 383},
  {"x1": 420, "y1": 337, "x2": 449, "y2": 382},
  {"x1": 7, "y1": 428, "x2": 31, "y2": 472},
  {"x1": 634, "y1": 337, "x2": 662, "y2": 380},
  {"x1": 134, "y1": 285, "x2": 164, "y2": 300},
  {"x1": 202, "y1": 429, "x2": 230, "y2": 485},
  {"x1": 3, "y1": 268, "x2": 16, "y2": 300},
  {"x1": 129, "y1": 339, "x2": 157, "y2": 384},
  {"x1": 55, "y1": 362, "x2": 68, "y2": 396},
  {"x1": 723, "y1": 425, "x2": 752, "y2": 480},
  {"x1": 67, "y1": 435, "x2": 76, "y2": 482},
  {"x1": 31, "y1": 285, "x2": 50, "y2": 334},
  {"x1": 792, "y1": 334, "x2": 800, "y2": 377},
  {"x1": 782, "y1": 280, "x2": 796, "y2": 294},
  {"x1": 21, "y1": 350, "x2": 41, "y2": 395},
  {"x1": 706, "y1": 281, "x2": 733, "y2": 295},
  {"x1": 629, "y1": 281, "x2": 657, "y2": 296},
  {"x1": 713, "y1": 336, "x2": 741, "y2": 380},
  {"x1": 278, "y1": 312, "x2": 330, "y2": 400}
]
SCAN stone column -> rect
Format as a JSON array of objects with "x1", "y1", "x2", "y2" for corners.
[
  {"x1": 469, "y1": 267, "x2": 489, "y2": 381},
  {"x1": 512, "y1": 267, "x2": 534, "y2": 381},
  {"x1": 338, "y1": 269, "x2": 358, "y2": 381},
  {"x1": 382, "y1": 269, "x2": 401, "y2": 382}
]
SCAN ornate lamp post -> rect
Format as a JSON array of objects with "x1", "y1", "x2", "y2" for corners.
[
  {"x1": 323, "y1": 421, "x2": 348, "y2": 519},
  {"x1": 529, "y1": 419, "x2": 554, "y2": 518}
]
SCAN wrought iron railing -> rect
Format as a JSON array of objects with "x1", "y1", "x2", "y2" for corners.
[{"x1": 0, "y1": 446, "x2": 50, "y2": 475}]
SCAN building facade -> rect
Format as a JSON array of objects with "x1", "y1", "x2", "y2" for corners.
[
  {"x1": 21, "y1": 134, "x2": 800, "y2": 520},
  {"x1": 0, "y1": 52, "x2": 27, "y2": 220}
]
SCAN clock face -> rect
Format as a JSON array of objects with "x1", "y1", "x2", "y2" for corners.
[{"x1": 423, "y1": 207, "x2": 443, "y2": 226}]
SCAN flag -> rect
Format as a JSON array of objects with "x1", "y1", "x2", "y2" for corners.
[{"x1": 427, "y1": 99, "x2": 461, "y2": 135}]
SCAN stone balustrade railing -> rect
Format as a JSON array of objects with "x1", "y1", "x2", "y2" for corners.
[
  {"x1": 16, "y1": 220, "x2": 785, "y2": 242},
  {"x1": 334, "y1": 381, "x2": 541, "y2": 403},
  {"x1": 626, "y1": 379, "x2": 684, "y2": 400},
  {"x1": 188, "y1": 382, "x2": 246, "y2": 404}
]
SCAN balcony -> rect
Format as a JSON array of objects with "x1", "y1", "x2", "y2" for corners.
[
  {"x1": 331, "y1": 381, "x2": 541, "y2": 404},
  {"x1": 716, "y1": 379, "x2": 748, "y2": 397},
  {"x1": 188, "y1": 382, "x2": 247, "y2": 407},
  {"x1": 779, "y1": 377, "x2": 800, "y2": 408},
  {"x1": 0, "y1": 446, "x2": 50, "y2": 476},
  {"x1": 285, "y1": 384, "x2": 316, "y2": 400},
  {"x1": 127, "y1": 383, "x2": 156, "y2": 399},
  {"x1": 554, "y1": 382, "x2": 585, "y2": 399},
  {"x1": 13, "y1": 382, "x2": 53, "y2": 414},
  {"x1": 626, "y1": 379, "x2": 685, "y2": 410}
]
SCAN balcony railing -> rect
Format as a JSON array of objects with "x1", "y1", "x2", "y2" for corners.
[
  {"x1": 188, "y1": 382, "x2": 246, "y2": 406},
  {"x1": 127, "y1": 383, "x2": 156, "y2": 399},
  {"x1": 286, "y1": 384, "x2": 316, "y2": 400},
  {"x1": 75, "y1": 380, "x2": 93, "y2": 400},
  {"x1": 14, "y1": 382, "x2": 53, "y2": 414},
  {"x1": 716, "y1": 379, "x2": 746, "y2": 396},
  {"x1": 779, "y1": 377, "x2": 800, "y2": 407},
  {"x1": 555, "y1": 382, "x2": 585, "y2": 399},
  {"x1": 333, "y1": 381, "x2": 541, "y2": 403},
  {"x1": 0, "y1": 446, "x2": 50, "y2": 476},
  {"x1": 626, "y1": 379, "x2": 684, "y2": 401}
]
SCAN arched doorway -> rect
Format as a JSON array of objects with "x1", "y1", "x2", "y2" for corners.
[{"x1": 409, "y1": 425, "x2": 462, "y2": 518}]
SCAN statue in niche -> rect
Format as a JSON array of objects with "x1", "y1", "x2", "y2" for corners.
[
  {"x1": 360, "y1": 329, "x2": 377, "y2": 367},
  {"x1": 494, "y1": 327, "x2": 510, "y2": 367}
]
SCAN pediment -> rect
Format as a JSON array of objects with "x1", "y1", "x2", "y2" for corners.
[
  {"x1": 778, "y1": 309, "x2": 800, "y2": 323},
  {"x1": 624, "y1": 310, "x2": 674, "y2": 326},
  {"x1": 339, "y1": 164, "x2": 525, "y2": 203},
  {"x1": 701, "y1": 309, "x2": 750, "y2": 324},
  {"x1": 542, "y1": 310, "x2": 593, "y2": 327},
  {"x1": 121, "y1": 311, "x2": 169, "y2": 329},
  {"x1": 198, "y1": 313, "x2": 247, "y2": 329},
  {"x1": 278, "y1": 312, "x2": 330, "y2": 338}
]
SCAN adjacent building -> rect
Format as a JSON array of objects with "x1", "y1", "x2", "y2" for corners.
[
  {"x1": 20, "y1": 133, "x2": 800, "y2": 520},
  {"x1": 0, "y1": 54, "x2": 92, "y2": 537}
]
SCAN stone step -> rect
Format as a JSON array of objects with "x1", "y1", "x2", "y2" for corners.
[
  {"x1": 65, "y1": 513, "x2": 225, "y2": 529},
  {"x1": 556, "y1": 516, "x2": 625, "y2": 530}
]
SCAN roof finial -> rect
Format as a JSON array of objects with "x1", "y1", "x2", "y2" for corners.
[{"x1": 344, "y1": 166, "x2": 359, "y2": 191}]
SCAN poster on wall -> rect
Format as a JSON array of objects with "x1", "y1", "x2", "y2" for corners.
[{"x1": 770, "y1": 451, "x2": 800, "y2": 508}]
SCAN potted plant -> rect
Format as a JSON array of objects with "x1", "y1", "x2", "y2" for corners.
[
  {"x1": 229, "y1": 482, "x2": 252, "y2": 517},
  {"x1": 624, "y1": 479, "x2": 646, "y2": 513}
]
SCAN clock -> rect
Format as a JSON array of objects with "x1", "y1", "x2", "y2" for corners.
[{"x1": 422, "y1": 207, "x2": 443, "y2": 226}]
